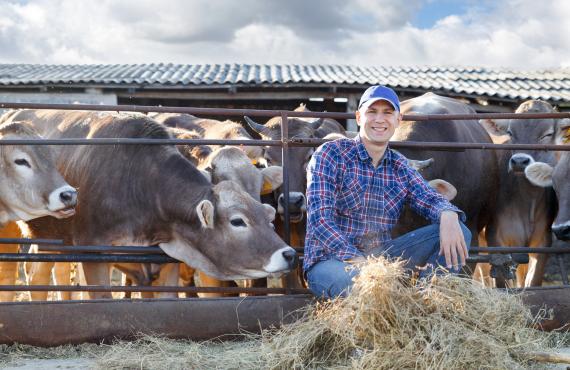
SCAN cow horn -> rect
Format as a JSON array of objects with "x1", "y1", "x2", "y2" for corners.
[{"x1": 244, "y1": 116, "x2": 267, "y2": 135}]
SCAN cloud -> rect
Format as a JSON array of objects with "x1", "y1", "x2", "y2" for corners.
[{"x1": 0, "y1": 0, "x2": 568, "y2": 68}]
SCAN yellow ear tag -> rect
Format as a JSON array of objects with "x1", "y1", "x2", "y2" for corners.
[
  {"x1": 250, "y1": 159, "x2": 258, "y2": 165},
  {"x1": 563, "y1": 128, "x2": 570, "y2": 144},
  {"x1": 260, "y1": 179, "x2": 274, "y2": 195}
]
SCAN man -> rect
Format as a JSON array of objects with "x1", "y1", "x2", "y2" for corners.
[{"x1": 304, "y1": 85, "x2": 471, "y2": 299}]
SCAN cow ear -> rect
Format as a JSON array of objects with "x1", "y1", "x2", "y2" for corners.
[
  {"x1": 524, "y1": 162, "x2": 554, "y2": 187},
  {"x1": 196, "y1": 200, "x2": 215, "y2": 228},
  {"x1": 263, "y1": 203, "x2": 276, "y2": 222},
  {"x1": 480, "y1": 118, "x2": 509, "y2": 136},
  {"x1": 428, "y1": 179, "x2": 457, "y2": 201},
  {"x1": 260, "y1": 166, "x2": 283, "y2": 195}
]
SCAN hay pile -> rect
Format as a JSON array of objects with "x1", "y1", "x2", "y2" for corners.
[
  {"x1": 90, "y1": 257, "x2": 563, "y2": 369},
  {"x1": 261, "y1": 257, "x2": 559, "y2": 369}
]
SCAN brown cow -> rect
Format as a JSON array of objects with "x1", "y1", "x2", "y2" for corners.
[
  {"x1": 480, "y1": 100, "x2": 560, "y2": 287},
  {"x1": 523, "y1": 118, "x2": 570, "y2": 242},
  {"x1": 7, "y1": 110, "x2": 296, "y2": 299}
]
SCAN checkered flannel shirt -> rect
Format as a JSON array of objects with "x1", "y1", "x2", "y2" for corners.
[{"x1": 303, "y1": 135, "x2": 465, "y2": 273}]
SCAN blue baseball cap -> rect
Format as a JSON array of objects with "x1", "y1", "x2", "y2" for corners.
[{"x1": 358, "y1": 85, "x2": 400, "y2": 112}]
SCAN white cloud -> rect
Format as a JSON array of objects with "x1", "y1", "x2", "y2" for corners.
[{"x1": 0, "y1": 0, "x2": 568, "y2": 68}]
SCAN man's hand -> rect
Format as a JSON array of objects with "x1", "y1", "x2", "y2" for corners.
[{"x1": 439, "y1": 211, "x2": 468, "y2": 270}]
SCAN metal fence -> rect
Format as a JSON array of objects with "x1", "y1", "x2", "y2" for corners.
[{"x1": 0, "y1": 101, "x2": 569, "y2": 297}]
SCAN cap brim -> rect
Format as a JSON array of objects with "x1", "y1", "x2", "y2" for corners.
[{"x1": 359, "y1": 98, "x2": 398, "y2": 112}]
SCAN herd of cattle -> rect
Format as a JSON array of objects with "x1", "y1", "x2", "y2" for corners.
[{"x1": 0, "y1": 92, "x2": 568, "y2": 301}]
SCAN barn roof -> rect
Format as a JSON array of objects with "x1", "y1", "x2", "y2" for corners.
[{"x1": 1, "y1": 63, "x2": 570, "y2": 102}]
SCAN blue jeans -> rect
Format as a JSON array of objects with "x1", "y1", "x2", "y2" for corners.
[{"x1": 306, "y1": 223, "x2": 472, "y2": 299}]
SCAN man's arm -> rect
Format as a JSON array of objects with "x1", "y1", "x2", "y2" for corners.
[
  {"x1": 404, "y1": 166, "x2": 468, "y2": 268},
  {"x1": 306, "y1": 144, "x2": 363, "y2": 260}
]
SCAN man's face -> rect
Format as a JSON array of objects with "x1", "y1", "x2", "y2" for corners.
[{"x1": 355, "y1": 99, "x2": 401, "y2": 146}]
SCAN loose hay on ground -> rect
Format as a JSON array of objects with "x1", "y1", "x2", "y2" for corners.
[{"x1": 2, "y1": 258, "x2": 566, "y2": 369}]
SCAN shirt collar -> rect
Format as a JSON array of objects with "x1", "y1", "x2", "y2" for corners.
[{"x1": 353, "y1": 135, "x2": 392, "y2": 165}]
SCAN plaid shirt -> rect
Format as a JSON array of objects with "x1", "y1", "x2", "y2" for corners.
[{"x1": 303, "y1": 135, "x2": 465, "y2": 273}]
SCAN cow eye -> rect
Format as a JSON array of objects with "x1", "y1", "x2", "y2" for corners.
[
  {"x1": 230, "y1": 218, "x2": 247, "y2": 227},
  {"x1": 506, "y1": 129, "x2": 513, "y2": 137},
  {"x1": 540, "y1": 132, "x2": 553, "y2": 140},
  {"x1": 14, "y1": 159, "x2": 31, "y2": 168}
]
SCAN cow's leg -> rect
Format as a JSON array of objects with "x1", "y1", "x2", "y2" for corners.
[
  {"x1": 82, "y1": 262, "x2": 112, "y2": 299},
  {"x1": 524, "y1": 253, "x2": 547, "y2": 287},
  {"x1": 26, "y1": 260, "x2": 54, "y2": 301},
  {"x1": 0, "y1": 222, "x2": 24, "y2": 301},
  {"x1": 152, "y1": 263, "x2": 180, "y2": 299},
  {"x1": 179, "y1": 264, "x2": 198, "y2": 298},
  {"x1": 53, "y1": 262, "x2": 72, "y2": 300}
]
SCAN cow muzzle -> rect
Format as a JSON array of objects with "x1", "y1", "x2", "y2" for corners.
[
  {"x1": 552, "y1": 223, "x2": 570, "y2": 241},
  {"x1": 277, "y1": 192, "x2": 306, "y2": 222},
  {"x1": 509, "y1": 153, "x2": 534, "y2": 173},
  {"x1": 48, "y1": 185, "x2": 78, "y2": 218},
  {"x1": 263, "y1": 246, "x2": 298, "y2": 274}
]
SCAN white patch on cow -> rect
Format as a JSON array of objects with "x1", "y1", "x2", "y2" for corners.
[
  {"x1": 524, "y1": 162, "x2": 554, "y2": 187},
  {"x1": 263, "y1": 246, "x2": 296, "y2": 273},
  {"x1": 47, "y1": 185, "x2": 76, "y2": 212},
  {"x1": 508, "y1": 153, "x2": 535, "y2": 172},
  {"x1": 196, "y1": 199, "x2": 215, "y2": 229}
]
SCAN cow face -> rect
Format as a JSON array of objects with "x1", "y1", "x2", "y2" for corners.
[
  {"x1": 200, "y1": 146, "x2": 282, "y2": 202},
  {"x1": 161, "y1": 181, "x2": 297, "y2": 280},
  {"x1": 524, "y1": 121, "x2": 570, "y2": 241},
  {"x1": 481, "y1": 100, "x2": 558, "y2": 174},
  {"x1": 244, "y1": 116, "x2": 323, "y2": 222},
  {"x1": 0, "y1": 122, "x2": 77, "y2": 223}
]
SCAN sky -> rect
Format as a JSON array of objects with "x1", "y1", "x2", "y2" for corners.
[{"x1": 0, "y1": 0, "x2": 569, "y2": 69}]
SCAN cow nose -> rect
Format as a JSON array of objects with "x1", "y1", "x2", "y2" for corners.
[
  {"x1": 553, "y1": 225, "x2": 570, "y2": 241},
  {"x1": 509, "y1": 155, "x2": 531, "y2": 170},
  {"x1": 282, "y1": 249, "x2": 298, "y2": 269},
  {"x1": 59, "y1": 190, "x2": 77, "y2": 207}
]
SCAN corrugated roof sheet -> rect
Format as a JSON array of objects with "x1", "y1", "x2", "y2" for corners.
[{"x1": 1, "y1": 63, "x2": 570, "y2": 102}]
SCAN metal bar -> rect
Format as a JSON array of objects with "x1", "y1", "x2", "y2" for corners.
[
  {"x1": 0, "y1": 138, "x2": 568, "y2": 152},
  {"x1": 0, "y1": 284, "x2": 312, "y2": 295},
  {"x1": 0, "y1": 238, "x2": 63, "y2": 245},
  {"x1": 0, "y1": 253, "x2": 176, "y2": 263},
  {"x1": 470, "y1": 247, "x2": 570, "y2": 254},
  {"x1": 0, "y1": 138, "x2": 281, "y2": 146},
  {"x1": 3, "y1": 101, "x2": 570, "y2": 121},
  {"x1": 38, "y1": 245, "x2": 165, "y2": 254},
  {"x1": 281, "y1": 112, "x2": 291, "y2": 246},
  {"x1": 556, "y1": 254, "x2": 570, "y2": 285},
  {"x1": 290, "y1": 138, "x2": 570, "y2": 151}
]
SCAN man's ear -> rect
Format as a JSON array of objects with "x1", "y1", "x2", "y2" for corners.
[{"x1": 355, "y1": 110, "x2": 361, "y2": 127}]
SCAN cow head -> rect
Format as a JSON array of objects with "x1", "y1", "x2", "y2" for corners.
[
  {"x1": 480, "y1": 100, "x2": 559, "y2": 174},
  {"x1": 0, "y1": 121, "x2": 77, "y2": 223},
  {"x1": 523, "y1": 119, "x2": 570, "y2": 241},
  {"x1": 244, "y1": 115, "x2": 325, "y2": 222},
  {"x1": 160, "y1": 181, "x2": 297, "y2": 280},
  {"x1": 200, "y1": 146, "x2": 283, "y2": 202}
]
